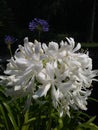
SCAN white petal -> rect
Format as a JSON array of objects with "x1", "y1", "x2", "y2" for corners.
[
  {"x1": 49, "y1": 41, "x2": 58, "y2": 50},
  {"x1": 73, "y1": 43, "x2": 81, "y2": 52},
  {"x1": 33, "y1": 83, "x2": 51, "y2": 99},
  {"x1": 42, "y1": 43, "x2": 48, "y2": 52},
  {"x1": 66, "y1": 37, "x2": 75, "y2": 48}
]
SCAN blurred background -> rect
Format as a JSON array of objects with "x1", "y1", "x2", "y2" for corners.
[
  {"x1": 0, "y1": 0, "x2": 98, "y2": 42},
  {"x1": 0, "y1": 0, "x2": 98, "y2": 124}
]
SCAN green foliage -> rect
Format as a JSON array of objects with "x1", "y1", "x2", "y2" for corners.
[
  {"x1": 81, "y1": 43, "x2": 98, "y2": 48},
  {"x1": 0, "y1": 85, "x2": 98, "y2": 130},
  {"x1": 76, "y1": 116, "x2": 98, "y2": 130}
]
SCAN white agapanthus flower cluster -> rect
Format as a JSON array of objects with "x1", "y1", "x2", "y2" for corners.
[{"x1": 1, "y1": 37, "x2": 98, "y2": 116}]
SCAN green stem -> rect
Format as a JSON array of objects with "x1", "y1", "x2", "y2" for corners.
[
  {"x1": 47, "y1": 116, "x2": 52, "y2": 130},
  {"x1": 47, "y1": 94, "x2": 52, "y2": 130},
  {"x1": 38, "y1": 31, "x2": 41, "y2": 41},
  {"x1": 8, "y1": 44, "x2": 13, "y2": 57},
  {"x1": 21, "y1": 111, "x2": 29, "y2": 130}
]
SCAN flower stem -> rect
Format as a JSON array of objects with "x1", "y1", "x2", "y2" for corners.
[
  {"x1": 38, "y1": 31, "x2": 41, "y2": 41},
  {"x1": 7, "y1": 44, "x2": 13, "y2": 57},
  {"x1": 46, "y1": 94, "x2": 52, "y2": 130},
  {"x1": 21, "y1": 111, "x2": 29, "y2": 130}
]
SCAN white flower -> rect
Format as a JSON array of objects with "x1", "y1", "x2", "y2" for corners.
[
  {"x1": 2, "y1": 38, "x2": 44, "y2": 97},
  {"x1": 1, "y1": 37, "x2": 98, "y2": 116}
]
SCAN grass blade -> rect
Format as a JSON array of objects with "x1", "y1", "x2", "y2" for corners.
[
  {"x1": 0, "y1": 104, "x2": 9, "y2": 130},
  {"x1": 3, "y1": 102, "x2": 19, "y2": 130}
]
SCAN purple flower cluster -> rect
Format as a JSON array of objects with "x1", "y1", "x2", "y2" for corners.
[
  {"x1": 4, "y1": 35, "x2": 17, "y2": 44},
  {"x1": 29, "y1": 18, "x2": 49, "y2": 32}
]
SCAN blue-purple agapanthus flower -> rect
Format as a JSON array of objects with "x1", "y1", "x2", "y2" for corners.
[
  {"x1": 4, "y1": 35, "x2": 17, "y2": 44},
  {"x1": 29, "y1": 18, "x2": 49, "y2": 32}
]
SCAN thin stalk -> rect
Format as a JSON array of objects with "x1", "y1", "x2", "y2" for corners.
[
  {"x1": 46, "y1": 94, "x2": 52, "y2": 130},
  {"x1": 21, "y1": 111, "x2": 29, "y2": 130},
  {"x1": 7, "y1": 44, "x2": 13, "y2": 57},
  {"x1": 38, "y1": 31, "x2": 41, "y2": 41}
]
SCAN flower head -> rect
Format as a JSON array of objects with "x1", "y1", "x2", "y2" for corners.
[
  {"x1": 29, "y1": 18, "x2": 49, "y2": 32},
  {"x1": 1, "y1": 37, "x2": 98, "y2": 117},
  {"x1": 4, "y1": 35, "x2": 17, "y2": 45}
]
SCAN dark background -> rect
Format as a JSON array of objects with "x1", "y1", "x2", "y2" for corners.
[
  {"x1": 0, "y1": 0, "x2": 98, "y2": 125},
  {"x1": 0, "y1": 0, "x2": 98, "y2": 43}
]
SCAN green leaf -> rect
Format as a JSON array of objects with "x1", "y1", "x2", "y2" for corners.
[
  {"x1": 0, "y1": 104, "x2": 9, "y2": 130},
  {"x1": 58, "y1": 118, "x2": 63, "y2": 129},
  {"x1": 89, "y1": 97, "x2": 98, "y2": 103},
  {"x1": 76, "y1": 116, "x2": 98, "y2": 130},
  {"x1": 87, "y1": 116, "x2": 96, "y2": 123},
  {"x1": 89, "y1": 123, "x2": 98, "y2": 130},
  {"x1": 3, "y1": 102, "x2": 19, "y2": 130},
  {"x1": 21, "y1": 111, "x2": 30, "y2": 130}
]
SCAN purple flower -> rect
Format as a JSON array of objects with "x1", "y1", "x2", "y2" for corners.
[
  {"x1": 29, "y1": 18, "x2": 49, "y2": 32},
  {"x1": 4, "y1": 35, "x2": 17, "y2": 44}
]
